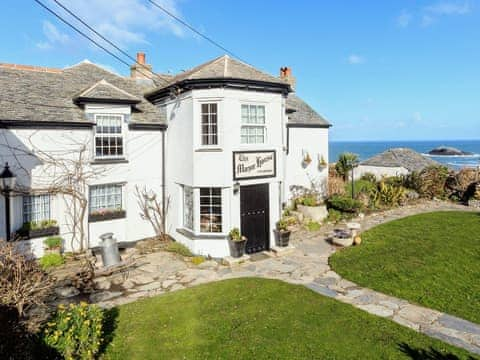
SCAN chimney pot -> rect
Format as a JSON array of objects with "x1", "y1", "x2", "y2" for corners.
[
  {"x1": 279, "y1": 66, "x2": 295, "y2": 89},
  {"x1": 137, "y1": 52, "x2": 145, "y2": 65}
]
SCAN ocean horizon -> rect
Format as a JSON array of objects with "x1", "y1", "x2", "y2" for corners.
[{"x1": 329, "y1": 139, "x2": 480, "y2": 170}]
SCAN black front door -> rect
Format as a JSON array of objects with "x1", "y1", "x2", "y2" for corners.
[{"x1": 240, "y1": 183, "x2": 270, "y2": 254}]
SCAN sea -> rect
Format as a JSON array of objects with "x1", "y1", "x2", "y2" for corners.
[{"x1": 329, "y1": 139, "x2": 480, "y2": 170}]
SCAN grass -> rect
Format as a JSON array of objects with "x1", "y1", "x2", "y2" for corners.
[
  {"x1": 102, "y1": 278, "x2": 476, "y2": 359},
  {"x1": 330, "y1": 211, "x2": 480, "y2": 324},
  {"x1": 165, "y1": 241, "x2": 193, "y2": 257}
]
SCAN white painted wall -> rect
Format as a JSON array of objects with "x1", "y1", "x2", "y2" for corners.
[
  {"x1": 0, "y1": 103, "x2": 163, "y2": 257},
  {"x1": 355, "y1": 165, "x2": 408, "y2": 180},
  {"x1": 285, "y1": 127, "x2": 329, "y2": 200}
]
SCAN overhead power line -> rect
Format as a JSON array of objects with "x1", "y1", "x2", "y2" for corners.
[
  {"x1": 146, "y1": 0, "x2": 249, "y2": 65},
  {"x1": 33, "y1": 0, "x2": 165, "y2": 85},
  {"x1": 51, "y1": 0, "x2": 165, "y2": 84}
]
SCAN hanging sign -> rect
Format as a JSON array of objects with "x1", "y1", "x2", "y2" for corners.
[{"x1": 233, "y1": 150, "x2": 276, "y2": 180}]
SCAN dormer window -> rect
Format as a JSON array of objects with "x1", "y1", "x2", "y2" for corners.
[{"x1": 95, "y1": 114, "x2": 124, "y2": 158}]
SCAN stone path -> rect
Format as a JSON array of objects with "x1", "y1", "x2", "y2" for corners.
[{"x1": 76, "y1": 201, "x2": 480, "y2": 355}]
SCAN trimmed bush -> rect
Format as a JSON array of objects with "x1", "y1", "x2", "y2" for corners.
[
  {"x1": 44, "y1": 236, "x2": 62, "y2": 250},
  {"x1": 165, "y1": 242, "x2": 193, "y2": 257},
  {"x1": 327, "y1": 195, "x2": 363, "y2": 213},
  {"x1": 39, "y1": 253, "x2": 64, "y2": 270},
  {"x1": 43, "y1": 302, "x2": 103, "y2": 360},
  {"x1": 191, "y1": 256, "x2": 205, "y2": 265},
  {"x1": 345, "y1": 179, "x2": 376, "y2": 198}
]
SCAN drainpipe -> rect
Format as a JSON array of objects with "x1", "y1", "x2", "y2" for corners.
[{"x1": 162, "y1": 129, "x2": 166, "y2": 234}]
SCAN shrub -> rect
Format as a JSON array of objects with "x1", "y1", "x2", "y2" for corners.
[
  {"x1": 327, "y1": 194, "x2": 363, "y2": 213},
  {"x1": 0, "y1": 241, "x2": 53, "y2": 318},
  {"x1": 165, "y1": 242, "x2": 193, "y2": 257},
  {"x1": 276, "y1": 218, "x2": 289, "y2": 231},
  {"x1": 43, "y1": 302, "x2": 104, "y2": 360},
  {"x1": 360, "y1": 172, "x2": 377, "y2": 183},
  {"x1": 377, "y1": 181, "x2": 406, "y2": 207},
  {"x1": 326, "y1": 209, "x2": 344, "y2": 223},
  {"x1": 345, "y1": 179, "x2": 376, "y2": 198},
  {"x1": 191, "y1": 256, "x2": 205, "y2": 265},
  {"x1": 39, "y1": 253, "x2": 64, "y2": 270},
  {"x1": 328, "y1": 175, "x2": 346, "y2": 196},
  {"x1": 44, "y1": 236, "x2": 62, "y2": 250},
  {"x1": 417, "y1": 165, "x2": 449, "y2": 199},
  {"x1": 305, "y1": 220, "x2": 321, "y2": 231}
]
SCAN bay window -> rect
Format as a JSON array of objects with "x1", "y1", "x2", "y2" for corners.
[
  {"x1": 95, "y1": 114, "x2": 124, "y2": 158},
  {"x1": 241, "y1": 104, "x2": 265, "y2": 144}
]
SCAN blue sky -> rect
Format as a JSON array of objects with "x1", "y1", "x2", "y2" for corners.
[{"x1": 1, "y1": 0, "x2": 479, "y2": 141}]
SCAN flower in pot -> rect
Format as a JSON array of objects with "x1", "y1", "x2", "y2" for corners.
[
  {"x1": 318, "y1": 155, "x2": 327, "y2": 169},
  {"x1": 44, "y1": 236, "x2": 62, "y2": 254},
  {"x1": 274, "y1": 218, "x2": 291, "y2": 247},
  {"x1": 229, "y1": 228, "x2": 247, "y2": 258},
  {"x1": 303, "y1": 152, "x2": 312, "y2": 166}
]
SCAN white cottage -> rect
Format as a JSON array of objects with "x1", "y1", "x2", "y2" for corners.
[{"x1": 0, "y1": 53, "x2": 331, "y2": 258}]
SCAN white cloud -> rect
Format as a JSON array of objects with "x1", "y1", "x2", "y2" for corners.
[
  {"x1": 397, "y1": 2, "x2": 471, "y2": 28},
  {"x1": 36, "y1": 20, "x2": 70, "y2": 49},
  {"x1": 347, "y1": 54, "x2": 365, "y2": 65},
  {"x1": 39, "y1": 0, "x2": 185, "y2": 49},
  {"x1": 413, "y1": 112, "x2": 423, "y2": 123},
  {"x1": 397, "y1": 10, "x2": 413, "y2": 27},
  {"x1": 424, "y1": 1, "x2": 471, "y2": 15}
]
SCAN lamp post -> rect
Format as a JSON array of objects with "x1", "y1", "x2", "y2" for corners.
[
  {"x1": 350, "y1": 160, "x2": 359, "y2": 199},
  {"x1": 0, "y1": 163, "x2": 16, "y2": 241}
]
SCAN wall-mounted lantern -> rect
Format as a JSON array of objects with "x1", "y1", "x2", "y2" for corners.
[
  {"x1": 0, "y1": 163, "x2": 17, "y2": 241},
  {"x1": 233, "y1": 181, "x2": 240, "y2": 194}
]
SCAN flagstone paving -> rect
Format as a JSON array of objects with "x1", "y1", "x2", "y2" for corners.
[{"x1": 83, "y1": 201, "x2": 480, "y2": 355}]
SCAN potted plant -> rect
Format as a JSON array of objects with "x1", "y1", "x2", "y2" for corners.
[
  {"x1": 318, "y1": 155, "x2": 327, "y2": 169},
  {"x1": 229, "y1": 228, "x2": 247, "y2": 258},
  {"x1": 274, "y1": 218, "x2": 291, "y2": 247},
  {"x1": 295, "y1": 194, "x2": 328, "y2": 222},
  {"x1": 303, "y1": 152, "x2": 312, "y2": 166},
  {"x1": 44, "y1": 236, "x2": 62, "y2": 255},
  {"x1": 16, "y1": 220, "x2": 60, "y2": 240}
]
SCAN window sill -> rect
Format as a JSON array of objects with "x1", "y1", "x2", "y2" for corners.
[
  {"x1": 91, "y1": 158, "x2": 128, "y2": 165},
  {"x1": 14, "y1": 226, "x2": 60, "y2": 240},
  {"x1": 176, "y1": 228, "x2": 227, "y2": 240},
  {"x1": 195, "y1": 148, "x2": 223, "y2": 153},
  {"x1": 88, "y1": 210, "x2": 126, "y2": 223}
]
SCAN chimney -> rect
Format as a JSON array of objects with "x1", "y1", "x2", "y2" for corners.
[
  {"x1": 279, "y1": 66, "x2": 296, "y2": 89},
  {"x1": 130, "y1": 52, "x2": 153, "y2": 81}
]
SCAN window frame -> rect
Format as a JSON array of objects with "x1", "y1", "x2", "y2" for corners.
[
  {"x1": 22, "y1": 194, "x2": 51, "y2": 224},
  {"x1": 94, "y1": 113, "x2": 125, "y2": 160},
  {"x1": 199, "y1": 187, "x2": 222, "y2": 234},
  {"x1": 200, "y1": 103, "x2": 219, "y2": 147},
  {"x1": 182, "y1": 185, "x2": 194, "y2": 231},
  {"x1": 240, "y1": 104, "x2": 266, "y2": 144},
  {"x1": 88, "y1": 183, "x2": 124, "y2": 214}
]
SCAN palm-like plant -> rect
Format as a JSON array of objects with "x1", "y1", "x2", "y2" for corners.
[{"x1": 335, "y1": 152, "x2": 359, "y2": 181}]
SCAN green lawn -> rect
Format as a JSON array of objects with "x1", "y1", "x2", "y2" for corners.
[
  {"x1": 102, "y1": 278, "x2": 476, "y2": 359},
  {"x1": 330, "y1": 211, "x2": 480, "y2": 324}
]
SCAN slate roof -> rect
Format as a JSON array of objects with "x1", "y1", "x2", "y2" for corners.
[
  {"x1": 0, "y1": 61, "x2": 166, "y2": 124},
  {"x1": 155, "y1": 55, "x2": 289, "y2": 89},
  {"x1": 286, "y1": 94, "x2": 331, "y2": 127},
  {"x1": 361, "y1": 148, "x2": 439, "y2": 172}
]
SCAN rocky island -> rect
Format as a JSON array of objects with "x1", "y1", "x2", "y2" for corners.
[{"x1": 428, "y1": 146, "x2": 473, "y2": 156}]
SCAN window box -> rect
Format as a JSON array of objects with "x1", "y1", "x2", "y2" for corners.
[
  {"x1": 88, "y1": 209, "x2": 126, "y2": 223},
  {"x1": 15, "y1": 221, "x2": 60, "y2": 240}
]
